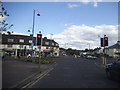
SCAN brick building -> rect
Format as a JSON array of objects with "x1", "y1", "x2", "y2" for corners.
[{"x1": 1, "y1": 32, "x2": 59, "y2": 57}]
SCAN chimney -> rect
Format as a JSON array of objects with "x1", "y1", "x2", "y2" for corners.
[
  {"x1": 30, "y1": 34, "x2": 33, "y2": 37},
  {"x1": 44, "y1": 37, "x2": 47, "y2": 39},
  {"x1": 117, "y1": 41, "x2": 120, "y2": 45}
]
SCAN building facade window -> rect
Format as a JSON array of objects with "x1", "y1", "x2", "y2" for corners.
[
  {"x1": 45, "y1": 42, "x2": 49, "y2": 45},
  {"x1": 52, "y1": 43, "x2": 54, "y2": 46},
  {"x1": 29, "y1": 40, "x2": 32, "y2": 43},
  {"x1": 56, "y1": 43, "x2": 59, "y2": 46},
  {"x1": 7, "y1": 45, "x2": 13, "y2": 48},
  {"x1": 19, "y1": 39, "x2": 24, "y2": 43},
  {"x1": 8, "y1": 39, "x2": 14, "y2": 42}
]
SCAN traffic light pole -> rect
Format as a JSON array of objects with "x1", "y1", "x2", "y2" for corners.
[
  {"x1": 38, "y1": 37, "x2": 42, "y2": 72},
  {"x1": 103, "y1": 35, "x2": 107, "y2": 65},
  {"x1": 37, "y1": 33, "x2": 42, "y2": 72},
  {"x1": 40, "y1": 37, "x2": 42, "y2": 58}
]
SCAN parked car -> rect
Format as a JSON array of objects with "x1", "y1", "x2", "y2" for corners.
[
  {"x1": 86, "y1": 55, "x2": 97, "y2": 59},
  {"x1": 27, "y1": 54, "x2": 39, "y2": 58},
  {"x1": 74, "y1": 54, "x2": 80, "y2": 58},
  {"x1": 32, "y1": 54, "x2": 39, "y2": 57},
  {"x1": 105, "y1": 59, "x2": 120, "y2": 81}
]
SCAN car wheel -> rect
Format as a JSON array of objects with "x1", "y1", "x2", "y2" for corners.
[{"x1": 106, "y1": 70, "x2": 112, "y2": 80}]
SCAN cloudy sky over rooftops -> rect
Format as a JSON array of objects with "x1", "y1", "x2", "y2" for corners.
[{"x1": 1, "y1": 1, "x2": 119, "y2": 50}]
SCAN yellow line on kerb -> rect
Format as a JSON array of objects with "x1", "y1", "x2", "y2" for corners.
[{"x1": 22, "y1": 68, "x2": 53, "y2": 88}]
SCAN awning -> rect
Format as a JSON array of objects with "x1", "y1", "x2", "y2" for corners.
[
  {"x1": 43, "y1": 50, "x2": 50, "y2": 52},
  {"x1": 4, "y1": 49, "x2": 16, "y2": 52},
  {"x1": 6, "y1": 50, "x2": 16, "y2": 52}
]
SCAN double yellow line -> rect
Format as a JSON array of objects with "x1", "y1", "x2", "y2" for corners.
[
  {"x1": 11, "y1": 63, "x2": 57, "y2": 88},
  {"x1": 22, "y1": 67, "x2": 54, "y2": 88},
  {"x1": 10, "y1": 71, "x2": 41, "y2": 88}
]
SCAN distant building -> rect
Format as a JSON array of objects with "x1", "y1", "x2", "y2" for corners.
[
  {"x1": 59, "y1": 48, "x2": 66, "y2": 56},
  {"x1": 107, "y1": 41, "x2": 120, "y2": 58},
  {"x1": 1, "y1": 32, "x2": 59, "y2": 57},
  {"x1": 93, "y1": 47, "x2": 103, "y2": 55},
  {"x1": 93, "y1": 41, "x2": 120, "y2": 58}
]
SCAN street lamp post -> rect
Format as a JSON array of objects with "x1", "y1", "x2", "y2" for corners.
[
  {"x1": 31, "y1": 10, "x2": 40, "y2": 55},
  {"x1": 87, "y1": 43, "x2": 90, "y2": 50},
  {"x1": 50, "y1": 34, "x2": 53, "y2": 56}
]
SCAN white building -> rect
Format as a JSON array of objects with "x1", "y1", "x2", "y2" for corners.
[
  {"x1": 93, "y1": 41, "x2": 120, "y2": 58},
  {"x1": 106, "y1": 41, "x2": 120, "y2": 58}
]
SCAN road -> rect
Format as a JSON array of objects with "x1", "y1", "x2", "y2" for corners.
[{"x1": 32, "y1": 56, "x2": 120, "y2": 88}]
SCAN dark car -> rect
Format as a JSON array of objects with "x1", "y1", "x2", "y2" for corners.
[{"x1": 105, "y1": 59, "x2": 120, "y2": 81}]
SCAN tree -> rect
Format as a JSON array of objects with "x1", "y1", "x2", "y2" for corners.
[
  {"x1": 0, "y1": 1, "x2": 13, "y2": 32},
  {"x1": 66, "y1": 48, "x2": 80, "y2": 55},
  {"x1": 84, "y1": 48, "x2": 89, "y2": 52}
]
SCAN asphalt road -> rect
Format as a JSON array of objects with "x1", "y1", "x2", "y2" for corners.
[{"x1": 32, "y1": 56, "x2": 120, "y2": 88}]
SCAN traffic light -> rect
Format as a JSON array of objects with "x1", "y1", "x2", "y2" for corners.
[
  {"x1": 100, "y1": 38, "x2": 104, "y2": 47},
  {"x1": 104, "y1": 37, "x2": 108, "y2": 46},
  {"x1": 100, "y1": 37, "x2": 108, "y2": 47},
  {"x1": 37, "y1": 34, "x2": 42, "y2": 45}
]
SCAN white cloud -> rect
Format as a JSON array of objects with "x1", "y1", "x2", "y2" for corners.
[
  {"x1": 0, "y1": 15, "x2": 6, "y2": 22},
  {"x1": 64, "y1": 23, "x2": 72, "y2": 26},
  {"x1": 93, "y1": 2, "x2": 98, "y2": 7},
  {"x1": 81, "y1": 0, "x2": 103, "y2": 7},
  {"x1": 1, "y1": 0, "x2": 120, "y2": 2},
  {"x1": 67, "y1": 3, "x2": 80, "y2": 8},
  {"x1": 46, "y1": 24, "x2": 118, "y2": 50}
]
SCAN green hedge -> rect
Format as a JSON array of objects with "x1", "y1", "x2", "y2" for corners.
[
  {"x1": 41, "y1": 57, "x2": 55, "y2": 64},
  {"x1": 23, "y1": 56, "x2": 55, "y2": 64},
  {"x1": 48, "y1": 56, "x2": 60, "y2": 58},
  {"x1": 41, "y1": 59, "x2": 55, "y2": 64}
]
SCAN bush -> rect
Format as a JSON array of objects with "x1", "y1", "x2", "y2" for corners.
[
  {"x1": 41, "y1": 57, "x2": 55, "y2": 64},
  {"x1": 47, "y1": 56, "x2": 60, "y2": 58},
  {"x1": 24, "y1": 56, "x2": 55, "y2": 64}
]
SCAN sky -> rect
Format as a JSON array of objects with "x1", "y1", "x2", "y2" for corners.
[{"x1": 1, "y1": 1, "x2": 119, "y2": 50}]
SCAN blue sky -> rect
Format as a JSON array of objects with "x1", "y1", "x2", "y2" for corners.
[
  {"x1": 4, "y1": 2, "x2": 117, "y2": 35},
  {"x1": 2, "y1": 2, "x2": 119, "y2": 49}
]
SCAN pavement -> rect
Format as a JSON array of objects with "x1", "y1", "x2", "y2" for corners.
[
  {"x1": 92, "y1": 57, "x2": 118, "y2": 68},
  {"x1": 2, "y1": 56, "x2": 56, "y2": 88}
]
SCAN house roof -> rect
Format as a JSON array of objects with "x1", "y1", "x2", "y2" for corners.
[{"x1": 108, "y1": 44, "x2": 120, "y2": 49}]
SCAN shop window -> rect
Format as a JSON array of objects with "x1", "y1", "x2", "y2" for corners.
[
  {"x1": 7, "y1": 45, "x2": 12, "y2": 48},
  {"x1": 19, "y1": 45, "x2": 23, "y2": 48}
]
